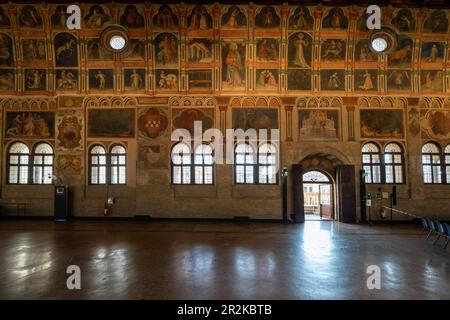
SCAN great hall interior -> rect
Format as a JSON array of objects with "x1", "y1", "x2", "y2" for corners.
[{"x1": 0, "y1": 0, "x2": 449, "y2": 301}]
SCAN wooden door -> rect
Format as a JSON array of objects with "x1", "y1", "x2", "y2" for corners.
[
  {"x1": 320, "y1": 184, "x2": 333, "y2": 219},
  {"x1": 292, "y1": 164, "x2": 305, "y2": 223},
  {"x1": 337, "y1": 165, "x2": 357, "y2": 223}
]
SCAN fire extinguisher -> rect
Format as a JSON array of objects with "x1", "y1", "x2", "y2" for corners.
[{"x1": 104, "y1": 203, "x2": 110, "y2": 216}]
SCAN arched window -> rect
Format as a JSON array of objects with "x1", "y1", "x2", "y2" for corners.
[
  {"x1": 33, "y1": 143, "x2": 53, "y2": 184},
  {"x1": 235, "y1": 143, "x2": 255, "y2": 184},
  {"x1": 384, "y1": 143, "x2": 404, "y2": 184},
  {"x1": 422, "y1": 142, "x2": 442, "y2": 184},
  {"x1": 89, "y1": 145, "x2": 107, "y2": 185},
  {"x1": 362, "y1": 143, "x2": 381, "y2": 184},
  {"x1": 110, "y1": 145, "x2": 126, "y2": 185},
  {"x1": 194, "y1": 144, "x2": 213, "y2": 184},
  {"x1": 8, "y1": 142, "x2": 30, "y2": 184},
  {"x1": 172, "y1": 142, "x2": 192, "y2": 184},
  {"x1": 445, "y1": 144, "x2": 450, "y2": 184},
  {"x1": 258, "y1": 143, "x2": 277, "y2": 184}
]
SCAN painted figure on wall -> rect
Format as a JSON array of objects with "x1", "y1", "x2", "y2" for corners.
[
  {"x1": 355, "y1": 70, "x2": 377, "y2": 91},
  {"x1": 188, "y1": 39, "x2": 212, "y2": 63},
  {"x1": 322, "y1": 7, "x2": 348, "y2": 30},
  {"x1": 256, "y1": 69, "x2": 278, "y2": 89},
  {"x1": 88, "y1": 109, "x2": 135, "y2": 137},
  {"x1": 156, "y1": 70, "x2": 178, "y2": 90},
  {"x1": 5, "y1": 112, "x2": 54, "y2": 138},
  {"x1": 173, "y1": 108, "x2": 214, "y2": 135},
  {"x1": 388, "y1": 37, "x2": 413, "y2": 68},
  {"x1": 56, "y1": 70, "x2": 78, "y2": 90},
  {"x1": 155, "y1": 33, "x2": 178, "y2": 66},
  {"x1": 51, "y1": 6, "x2": 69, "y2": 28},
  {"x1": 255, "y1": 7, "x2": 280, "y2": 29},
  {"x1": 54, "y1": 33, "x2": 78, "y2": 67},
  {"x1": 222, "y1": 42, "x2": 245, "y2": 89},
  {"x1": 256, "y1": 38, "x2": 279, "y2": 61},
  {"x1": 392, "y1": 9, "x2": 415, "y2": 32},
  {"x1": 25, "y1": 69, "x2": 46, "y2": 90},
  {"x1": 0, "y1": 69, "x2": 14, "y2": 90},
  {"x1": 0, "y1": 33, "x2": 13, "y2": 66},
  {"x1": 57, "y1": 115, "x2": 82, "y2": 149},
  {"x1": 138, "y1": 108, "x2": 169, "y2": 140},
  {"x1": 421, "y1": 110, "x2": 450, "y2": 139},
  {"x1": 289, "y1": 7, "x2": 313, "y2": 30},
  {"x1": 221, "y1": 6, "x2": 246, "y2": 28},
  {"x1": 56, "y1": 155, "x2": 82, "y2": 175},
  {"x1": 287, "y1": 69, "x2": 311, "y2": 90},
  {"x1": 289, "y1": 32, "x2": 312, "y2": 68},
  {"x1": 87, "y1": 39, "x2": 113, "y2": 60},
  {"x1": 321, "y1": 39, "x2": 346, "y2": 61},
  {"x1": 233, "y1": 109, "x2": 278, "y2": 131},
  {"x1": 355, "y1": 40, "x2": 377, "y2": 62},
  {"x1": 0, "y1": 7, "x2": 10, "y2": 27},
  {"x1": 188, "y1": 6, "x2": 212, "y2": 30},
  {"x1": 408, "y1": 108, "x2": 420, "y2": 136},
  {"x1": 125, "y1": 69, "x2": 145, "y2": 90},
  {"x1": 321, "y1": 70, "x2": 345, "y2": 90},
  {"x1": 423, "y1": 10, "x2": 448, "y2": 33},
  {"x1": 387, "y1": 70, "x2": 411, "y2": 90},
  {"x1": 127, "y1": 39, "x2": 146, "y2": 60},
  {"x1": 19, "y1": 6, "x2": 43, "y2": 28},
  {"x1": 120, "y1": 5, "x2": 145, "y2": 28},
  {"x1": 22, "y1": 39, "x2": 46, "y2": 62},
  {"x1": 153, "y1": 5, "x2": 178, "y2": 29},
  {"x1": 421, "y1": 70, "x2": 443, "y2": 92},
  {"x1": 299, "y1": 110, "x2": 339, "y2": 139},
  {"x1": 84, "y1": 5, "x2": 111, "y2": 28},
  {"x1": 89, "y1": 69, "x2": 113, "y2": 90},
  {"x1": 360, "y1": 109, "x2": 404, "y2": 139},
  {"x1": 421, "y1": 42, "x2": 444, "y2": 63}
]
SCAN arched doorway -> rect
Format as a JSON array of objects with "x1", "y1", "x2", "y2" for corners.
[{"x1": 302, "y1": 170, "x2": 334, "y2": 221}]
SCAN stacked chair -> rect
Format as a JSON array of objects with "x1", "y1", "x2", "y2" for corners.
[{"x1": 421, "y1": 217, "x2": 450, "y2": 249}]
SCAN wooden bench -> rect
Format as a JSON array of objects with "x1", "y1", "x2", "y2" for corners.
[{"x1": 0, "y1": 202, "x2": 28, "y2": 217}]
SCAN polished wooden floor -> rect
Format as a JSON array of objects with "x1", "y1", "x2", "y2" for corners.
[{"x1": 0, "y1": 219, "x2": 448, "y2": 299}]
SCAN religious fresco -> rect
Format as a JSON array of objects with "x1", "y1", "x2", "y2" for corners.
[
  {"x1": 155, "y1": 33, "x2": 178, "y2": 67},
  {"x1": 421, "y1": 109, "x2": 450, "y2": 139},
  {"x1": 388, "y1": 36, "x2": 413, "y2": 68},
  {"x1": 232, "y1": 108, "x2": 278, "y2": 131},
  {"x1": 88, "y1": 109, "x2": 135, "y2": 137},
  {"x1": 124, "y1": 69, "x2": 145, "y2": 91},
  {"x1": 288, "y1": 32, "x2": 312, "y2": 68},
  {"x1": 88, "y1": 69, "x2": 114, "y2": 91},
  {"x1": 188, "y1": 39, "x2": 212, "y2": 63},
  {"x1": 360, "y1": 109, "x2": 404, "y2": 139},
  {"x1": 355, "y1": 40, "x2": 377, "y2": 62},
  {"x1": 421, "y1": 42, "x2": 444, "y2": 64},
  {"x1": 421, "y1": 70, "x2": 443, "y2": 92},
  {"x1": 287, "y1": 69, "x2": 311, "y2": 91},
  {"x1": 156, "y1": 69, "x2": 179, "y2": 91},
  {"x1": 22, "y1": 39, "x2": 46, "y2": 62},
  {"x1": 84, "y1": 5, "x2": 111, "y2": 29},
  {"x1": 19, "y1": 6, "x2": 43, "y2": 28},
  {"x1": 322, "y1": 7, "x2": 348, "y2": 30},
  {"x1": 321, "y1": 39, "x2": 346, "y2": 62},
  {"x1": 0, "y1": 33, "x2": 14, "y2": 67},
  {"x1": 137, "y1": 107, "x2": 169, "y2": 143},
  {"x1": 256, "y1": 38, "x2": 279, "y2": 62},
  {"x1": 187, "y1": 6, "x2": 213, "y2": 30},
  {"x1": 56, "y1": 154, "x2": 82, "y2": 175},
  {"x1": 5, "y1": 112, "x2": 54, "y2": 139},
  {"x1": 172, "y1": 108, "x2": 214, "y2": 135},
  {"x1": 221, "y1": 41, "x2": 246, "y2": 90},
  {"x1": 54, "y1": 33, "x2": 78, "y2": 67},
  {"x1": 51, "y1": 6, "x2": 70, "y2": 29},
  {"x1": 354, "y1": 70, "x2": 378, "y2": 92},
  {"x1": 391, "y1": 9, "x2": 415, "y2": 33},
  {"x1": 255, "y1": 7, "x2": 280, "y2": 29},
  {"x1": 127, "y1": 39, "x2": 146, "y2": 60},
  {"x1": 320, "y1": 70, "x2": 345, "y2": 91},
  {"x1": 256, "y1": 69, "x2": 279, "y2": 89},
  {"x1": 0, "y1": 69, "x2": 14, "y2": 91},
  {"x1": 423, "y1": 10, "x2": 448, "y2": 33},
  {"x1": 153, "y1": 5, "x2": 178, "y2": 30},
  {"x1": 138, "y1": 144, "x2": 169, "y2": 169},
  {"x1": 120, "y1": 5, "x2": 145, "y2": 28},
  {"x1": 188, "y1": 70, "x2": 212, "y2": 91},
  {"x1": 408, "y1": 108, "x2": 420, "y2": 136},
  {"x1": 24, "y1": 69, "x2": 46, "y2": 91},
  {"x1": 56, "y1": 111, "x2": 83, "y2": 150},
  {"x1": 387, "y1": 70, "x2": 411, "y2": 91},
  {"x1": 0, "y1": 7, "x2": 11, "y2": 27},
  {"x1": 56, "y1": 69, "x2": 78, "y2": 91},
  {"x1": 288, "y1": 7, "x2": 313, "y2": 30},
  {"x1": 221, "y1": 6, "x2": 247, "y2": 28},
  {"x1": 298, "y1": 110, "x2": 339, "y2": 140},
  {"x1": 87, "y1": 39, "x2": 113, "y2": 60}
]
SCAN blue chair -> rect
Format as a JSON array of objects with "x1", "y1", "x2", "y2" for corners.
[
  {"x1": 436, "y1": 221, "x2": 450, "y2": 249},
  {"x1": 424, "y1": 217, "x2": 436, "y2": 240}
]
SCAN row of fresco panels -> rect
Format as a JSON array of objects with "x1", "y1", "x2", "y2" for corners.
[{"x1": 0, "y1": 5, "x2": 448, "y2": 34}]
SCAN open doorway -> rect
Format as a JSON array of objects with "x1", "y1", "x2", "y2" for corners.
[{"x1": 303, "y1": 170, "x2": 334, "y2": 221}]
